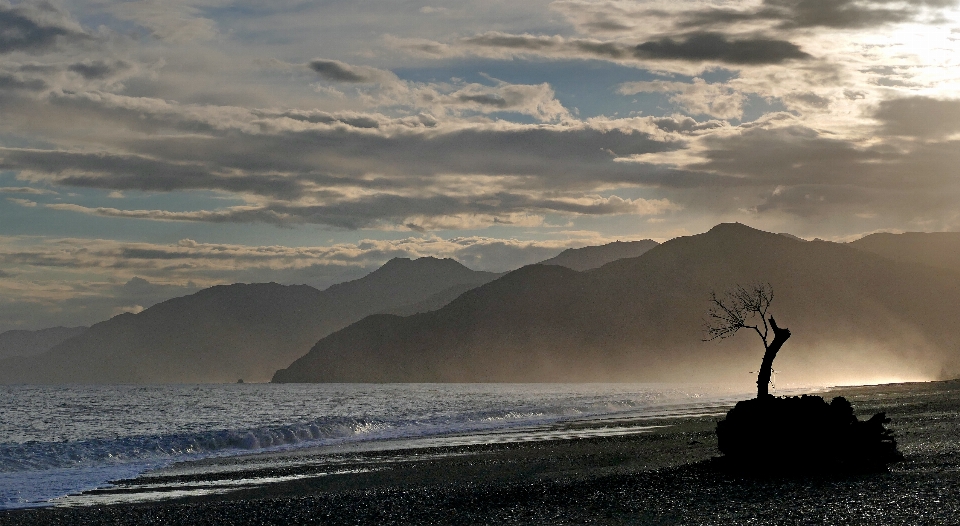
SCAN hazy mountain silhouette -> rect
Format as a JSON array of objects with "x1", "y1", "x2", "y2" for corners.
[
  {"x1": 850, "y1": 232, "x2": 960, "y2": 274},
  {"x1": 377, "y1": 283, "x2": 486, "y2": 317},
  {"x1": 538, "y1": 240, "x2": 659, "y2": 271},
  {"x1": 274, "y1": 223, "x2": 960, "y2": 384},
  {"x1": 0, "y1": 326, "x2": 87, "y2": 359},
  {"x1": 0, "y1": 257, "x2": 499, "y2": 384}
]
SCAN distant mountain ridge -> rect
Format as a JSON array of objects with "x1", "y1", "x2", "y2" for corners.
[
  {"x1": 0, "y1": 257, "x2": 500, "y2": 384},
  {"x1": 539, "y1": 240, "x2": 659, "y2": 271},
  {"x1": 0, "y1": 326, "x2": 88, "y2": 359},
  {"x1": 850, "y1": 232, "x2": 960, "y2": 274},
  {"x1": 274, "y1": 223, "x2": 960, "y2": 385}
]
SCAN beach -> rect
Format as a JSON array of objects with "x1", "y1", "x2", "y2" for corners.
[{"x1": 4, "y1": 380, "x2": 960, "y2": 525}]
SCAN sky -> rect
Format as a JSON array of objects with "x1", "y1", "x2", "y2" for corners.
[{"x1": 0, "y1": 0, "x2": 959, "y2": 330}]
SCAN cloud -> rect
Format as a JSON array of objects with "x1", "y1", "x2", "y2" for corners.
[
  {"x1": 409, "y1": 30, "x2": 810, "y2": 67},
  {"x1": 645, "y1": 117, "x2": 960, "y2": 226},
  {"x1": 0, "y1": 186, "x2": 56, "y2": 195},
  {"x1": 782, "y1": 91, "x2": 831, "y2": 110},
  {"x1": 108, "y1": 0, "x2": 219, "y2": 42},
  {"x1": 308, "y1": 59, "x2": 396, "y2": 83},
  {"x1": 677, "y1": 0, "x2": 958, "y2": 31},
  {"x1": 43, "y1": 191, "x2": 679, "y2": 231},
  {"x1": 415, "y1": 32, "x2": 634, "y2": 61},
  {"x1": 0, "y1": 1, "x2": 90, "y2": 54},
  {"x1": 0, "y1": 70, "x2": 47, "y2": 92},
  {"x1": 438, "y1": 81, "x2": 571, "y2": 121},
  {"x1": 0, "y1": 231, "x2": 615, "y2": 290},
  {"x1": 0, "y1": 60, "x2": 138, "y2": 97},
  {"x1": 0, "y1": 147, "x2": 309, "y2": 199},
  {"x1": 112, "y1": 304, "x2": 144, "y2": 316},
  {"x1": 6, "y1": 197, "x2": 36, "y2": 207},
  {"x1": 633, "y1": 32, "x2": 811, "y2": 65},
  {"x1": 288, "y1": 58, "x2": 576, "y2": 122},
  {"x1": 619, "y1": 78, "x2": 746, "y2": 119},
  {"x1": 649, "y1": 115, "x2": 727, "y2": 134},
  {"x1": 873, "y1": 96, "x2": 960, "y2": 139},
  {"x1": 0, "y1": 85, "x2": 694, "y2": 230},
  {"x1": 67, "y1": 59, "x2": 131, "y2": 80},
  {"x1": 462, "y1": 32, "x2": 564, "y2": 51}
]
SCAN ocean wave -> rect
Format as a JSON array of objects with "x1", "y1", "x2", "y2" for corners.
[
  {"x1": 0, "y1": 416, "x2": 390, "y2": 472},
  {"x1": 0, "y1": 405, "x2": 603, "y2": 474}
]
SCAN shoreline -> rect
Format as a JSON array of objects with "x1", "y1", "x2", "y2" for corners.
[{"x1": 5, "y1": 380, "x2": 960, "y2": 524}]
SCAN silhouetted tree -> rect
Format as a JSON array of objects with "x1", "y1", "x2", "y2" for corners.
[
  {"x1": 705, "y1": 284, "x2": 791, "y2": 398},
  {"x1": 708, "y1": 285, "x2": 902, "y2": 474}
]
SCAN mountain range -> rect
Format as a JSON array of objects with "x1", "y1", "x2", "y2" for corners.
[
  {"x1": 5, "y1": 229, "x2": 960, "y2": 385},
  {"x1": 274, "y1": 224, "x2": 960, "y2": 385},
  {"x1": 849, "y1": 232, "x2": 960, "y2": 274},
  {"x1": 0, "y1": 257, "x2": 499, "y2": 383},
  {"x1": 538, "y1": 240, "x2": 658, "y2": 271},
  {"x1": 0, "y1": 239, "x2": 667, "y2": 384},
  {"x1": 0, "y1": 326, "x2": 88, "y2": 359}
]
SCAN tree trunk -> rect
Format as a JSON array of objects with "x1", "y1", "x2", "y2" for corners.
[{"x1": 756, "y1": 316, "x2": 791, "y2": 398}]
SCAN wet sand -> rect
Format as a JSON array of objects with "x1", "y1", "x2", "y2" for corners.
[{"x1": 5, "y1": 380, "x2": 960, "y2": 525}]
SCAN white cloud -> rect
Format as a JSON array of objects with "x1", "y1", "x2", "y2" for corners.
[
  {"x1": 108, "y1": 0, "x2": 221, "y2": 42},
  {"x1": 618, "y1": 78, "x2": 746, "y2": 119}
]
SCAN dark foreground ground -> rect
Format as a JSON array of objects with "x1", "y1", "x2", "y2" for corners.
[{"x1": 5, "y1": 380, "x2": 960, "y2": 525}]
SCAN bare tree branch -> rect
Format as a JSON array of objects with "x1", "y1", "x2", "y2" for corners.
[
  {"x1": 703, "y1": 283, "x2": 789, "y2": 398},
  {"x1": 703, "y1": 283, "x2": 774, "y2": 347}
]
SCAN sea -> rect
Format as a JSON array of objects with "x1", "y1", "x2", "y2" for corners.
[{"x1": 1, "y1": 383, "x2": 799, "y2": 509}]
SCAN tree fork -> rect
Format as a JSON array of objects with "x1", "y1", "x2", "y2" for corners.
[{"x1": 756, "y1": 316, "x2": 790, "y2": 398}]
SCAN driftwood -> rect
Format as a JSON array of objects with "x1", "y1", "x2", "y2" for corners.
[{"x1": 716, "y1": 394, "x2": 903, "y2": 474}]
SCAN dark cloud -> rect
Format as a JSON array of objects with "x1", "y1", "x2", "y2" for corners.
[
  {"x1": 673, "y1": 121, "x2": 960, "y2": 221},
  {"x1": 0, "y1": 72, "x2": 46, "y2": 91},
  {"x1": 752, "y1": 183, "x2": 872, "y2": 217},
  {"x1": 873, "y1": 96, "x2": 960, "y2": 139},
  {"x1": 651, "y1": 116, "x2": 726, "y2": 133},
  {"x1": 573, "y1": 40, "x2": 627, "y2": 59},
  {"x1": 461, "y1": 33, "x2": 557, "y2": 50},
  {"x1": 634, "y1": 32, "x2": 811, "y2": 64},
  {"x1": 0, "y1": 2, "x2": 89, "y2": 54},
  {"x1": 678, "y1": 0, "x2": 957, "y2": 30},
  {"x1": 457, "y1": 31, "x2": 809, "y2": 65},
  {"x1": 53, "y1": 189, "x2": 675, "y2": 230},
  {"x1": 0, "y1": 59, "x2": 131, "y2": 95},
  {"x1": 0, "y1": 148, "x2": 309, "y2": 199},
  {"x1": 785, "y1": 92, "x2": 831, "y2": 109},
  {"x1": 0, "y1": 186, "x2": 54, "y2": 194},
  {"x1": 693, "y1": 124, "x2": 876, "y2": 185},
  {"x1": 114, "y1": 121, "x2": 684, "y2": 189},
  {"x1": 67, "y1": 60, "x2": 130, "y2": 80},
  {"x1": 458, "y1": 32, "x2": 631, "y2": 60},
  {"x1": 455, "y1": 93, "x2": 510, "y2": 108},
  {"x1": 120, "y1": 248, "x2": 218, "y2": 260},
  {"x1": 1, "y1": 110, "x2": 698, "y2": 229},
  {"x1": 308, "y1": 59, "x2": 389, "y2": 83},
  {"x1": 258, "y1": 110, "x2": 381, "y2": 129},
  {"x1": 581, "y1": 19, "x2": 632, "y2": 33},
  {"x1": 873, "y1": 77, "x2": 920, "y2": 88}
]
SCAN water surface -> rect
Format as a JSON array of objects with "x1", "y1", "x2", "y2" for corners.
[{"x1": 2, "y1": 383, "x2": 773, "y2": 508}]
